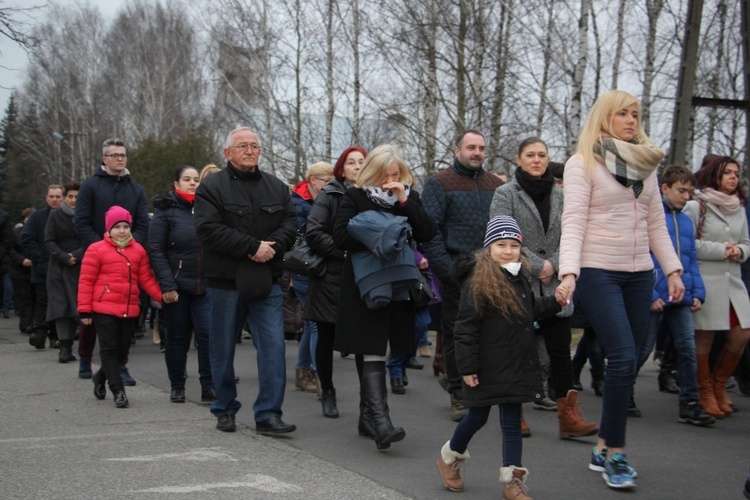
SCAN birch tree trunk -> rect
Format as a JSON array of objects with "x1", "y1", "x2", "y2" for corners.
[
  {"x1": 611, "y1": 0, "x2": 627, "y2": 89},
  {"x1": 490, "y1": 0, "x2": 512, "y2": 173},
  {"x1": 568, "y1": 0, "x2": 591, "y2": 156},
  {"x1": 324, "y1": 0, "x2": 334, "y2": 161},
  {"x1": 642, "y1": 0, "x2": 664, "y2": 136}
]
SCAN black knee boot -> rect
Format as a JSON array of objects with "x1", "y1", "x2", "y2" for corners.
[
  {"x1": 360, "y1": 361, "x2": 405, "y2": 450},
  {"x1": 58, "y1": 339, "x2": 77, "y2": 363}
]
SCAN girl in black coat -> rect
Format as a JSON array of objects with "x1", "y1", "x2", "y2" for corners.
[{"x1": 436, "y1": 216, "x2": 562, "y2": 499}]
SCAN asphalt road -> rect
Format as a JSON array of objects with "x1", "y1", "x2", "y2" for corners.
[{"x1": 1, "y1": 315, "x2": 748, "y2": 499}]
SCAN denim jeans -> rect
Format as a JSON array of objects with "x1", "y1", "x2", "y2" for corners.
[
  {"x1": 638, "y1": 306, "x2": 699, "y2": 403},
  {"x1": 388, "y1": 307, "x2": 432, "y2": 378},
  {"x1": 294, "y1": 289, "x2": 317, "y2": 371},
  {"x1": 576, "y1": 268, "x2": 652, "y2": 448},
  {"x1": 450, "y1": 404, "x2": 523, "y2": 467},
  {"x1": 162, "y1": 292, "x2": 213, "y2": 392},
  {"x1": 207, "y1": 284, "x2": 286, "y2": 422}
]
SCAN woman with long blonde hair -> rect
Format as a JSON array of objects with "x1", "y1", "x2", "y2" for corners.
[{"x1": 556, "y1": 90, "x2": 684, "y2": 490}]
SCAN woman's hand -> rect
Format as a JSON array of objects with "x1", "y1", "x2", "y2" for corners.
[
  {"x1": 667, "y1": 272, "x2": 685, "y2": 303},
  {"x1": 81, "y1": 318, "x2": 92, "y2": 326},
  {"x1": 463, "y1": 374, "x2": 479, "y2": 387},
  {"x1": 66, "y1": 253, "x2": 76, "y2": 266},
  {"x1": 418, "y1": 256, "x2": 429, "y2": 270},
  {"x1": 163, "y1": 291, "x2": 179, "y2": 303},
  {"x1": 382, "y1": 181, "x2": 408, "y2": 203},
  {"x1": 539, "y1": 260, "x2": 555, "y2": 285},
  {"x1": 555, "y1": 274, "x2": 576, "y2": 306}
]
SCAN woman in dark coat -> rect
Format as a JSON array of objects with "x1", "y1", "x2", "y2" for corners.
[
  {"x1": 307, "y1": 146, "x2": 366, "y2": 418},
  {"x1": 148, "y1": 166, "x2": 214, "y2": 404},
  {"x1": 44, "y1": 181, "x2": 83, "y2": 363},
  {"x1": 332, "y1": 144, "x2": 436, "y2": 450}
]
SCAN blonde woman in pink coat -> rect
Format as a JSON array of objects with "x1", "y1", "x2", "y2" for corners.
[{"x1": 556, "y1": 90, "x2": 684, "y2": 490}]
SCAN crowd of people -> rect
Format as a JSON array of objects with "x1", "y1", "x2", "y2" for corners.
[{"x1": 2, "y1": 89, "x2": 750, "y2": 498}]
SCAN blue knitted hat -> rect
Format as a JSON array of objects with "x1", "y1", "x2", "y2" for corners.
[{"x1": 484, "y1": 215, "x2": 523, "y2": 247}]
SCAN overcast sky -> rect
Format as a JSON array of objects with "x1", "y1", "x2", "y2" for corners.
[{"x1": 0, "y1": 0, "x2": 126, "y2": 114}]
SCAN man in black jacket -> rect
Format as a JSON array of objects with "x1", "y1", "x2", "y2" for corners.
[
  {"x1": 75, "y1": 138, "x2": 149, "y2": 251},
  {"x1": 21, "y1": 185, "x2": 64, "y2": 348},
  {"x1": 195, "y1": 127, "x2": 298, "y2": 434}
]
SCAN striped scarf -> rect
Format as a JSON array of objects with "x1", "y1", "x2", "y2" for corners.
[{"x1": 594, "y1": 137, "x2": 664, "y2": 198}]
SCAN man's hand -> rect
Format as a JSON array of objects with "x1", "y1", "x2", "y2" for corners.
[
  {"x1": 463, "y1": 374, "x2": 479, "y2": 387},
  {"x1": 22, "y1": 258, "x2": 31, "y2": 267},
  {"x1": 163, "y1": 291, "x2": 179, "y2": 303},
  {"x1": 250, "y1": 241, "x2": 276, "y2": 263},
  {"x1": 66, "y1": 253, "x2": 76, "y2": 266}
]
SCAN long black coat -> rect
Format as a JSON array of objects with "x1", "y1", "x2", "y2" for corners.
[
  {"x1": 305, "y1": 180, "x2": 347, "y2": 324},
  {"x1": 332, "y1": 188, "x2": 436, "y2": 356},
  {"x1": 454, "y1": 268, "x2": 561, "y2": 407},
  {"x1": 44, "y1": 207, "x2": 83, "y2": 320}
]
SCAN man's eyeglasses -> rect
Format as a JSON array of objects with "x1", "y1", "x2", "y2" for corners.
[
  {"x1": 104, "y1": 153, "x2": 127, "y2": 160},
  {"x1": 231, "y1": 143, "x2": 261, "y2": 153}
]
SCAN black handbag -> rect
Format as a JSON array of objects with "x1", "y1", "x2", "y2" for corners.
[
  {"x1": 410, "y1": 269, "x2": 437, "y2": 307},
  {"x1": 283, "y1": 231, "x2": 326, "y2": 277}
]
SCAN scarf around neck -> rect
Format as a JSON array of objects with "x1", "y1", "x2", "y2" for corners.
[
  {"x1": 514, "y1": 166, "x2": 555, "y2": 232},
  {"x1": 363, "y1": 185, "x2": 411, "y2": 209},
  {"x1": 60, "y1": 203, "x2": 75, "y2": 218},
  {"x1": 696, "y1": 187, "x2": 742, "y2": 215},
  {"x1": 593, "y1": 137, "x2": 664, "y2": 198}
]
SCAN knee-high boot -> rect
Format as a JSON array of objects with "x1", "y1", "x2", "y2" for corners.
[
  {"x1": 360, "y1": 361, "x2": 405, "y2": 450},
  {"x1": 697, "y1": 353, "x2": 724, "y2": 419},
  {"x1": 713, "y1": 347, "x2": 743, "y2": 414}
]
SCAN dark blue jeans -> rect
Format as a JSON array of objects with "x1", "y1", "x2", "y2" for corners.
[
  {"x1": 638, "y1": 306, "x2": 699, "y2": 403},
  {"x1": 207, "y1": 285, "x2": 286, "y2": 422},
  {"x1": 449, "y1": 404, "x2": 522, "y2": 467},
  {"x1": 162, "y1": 293, "x2": 213, "y2": 392},
  {"x1": 576, "y1": 268, "x2": 652, "y2": 448}
]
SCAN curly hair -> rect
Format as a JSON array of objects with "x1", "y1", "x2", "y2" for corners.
[{"x1": 469, "y1": 248, "x2": 528, "y2": 318}]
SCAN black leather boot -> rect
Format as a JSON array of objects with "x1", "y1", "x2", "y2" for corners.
[
  {"x1": 358, "y1": 386, "x2": 376, "y2": 440},
  {"x1": 321, "y1": 388, "x2": 339, "y2": 418},
  {"x1": 58, "y1": 339, "x2": 77, "y2": 363},
  {"x1": 361, "y1": 362, "x2": 405, "y2": 450},
  {"x1": 590, "y1": 369, "x2": 604, "y2": 397}
]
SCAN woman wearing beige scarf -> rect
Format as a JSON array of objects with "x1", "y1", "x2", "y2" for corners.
[
  {"x1": 557, "y1": 90, "x2": 684, "y2": 490},
  {"x1": 683, "y1": 156, "x2": 750, "y2": 420}
]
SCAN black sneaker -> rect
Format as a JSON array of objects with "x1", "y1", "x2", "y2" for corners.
[{"x1": 678, "y1": 400, "x2": 716, "y2": 426}]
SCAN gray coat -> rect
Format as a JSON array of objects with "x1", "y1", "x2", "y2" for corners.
[
  {"x1": 44, "y1": 207, "x2": 83, "y2": 320},
  {"x1": 684, "y1": 199, "x2": 750, "y2": 329},
  {"x1": 490, "y1": 179, "x2": 572, "y2": 316}
]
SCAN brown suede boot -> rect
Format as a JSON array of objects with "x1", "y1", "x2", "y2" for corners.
[
  {"x1": 557, "y1": 390, "x2": 598, "y2": 438},
  {"x1": 437, "y1": 441, "x2": 469, "y2": 492},
  {"x1": 500, "y1": 466, "x2": 532, "y2": 500},
  {"x1": 520, "y1": 409, "x2": 531, "y2": 438},
  {"x1": 713, "y1": 348, "x2": 742, "y2": 415},
  {"x1": 295, "y1": 368, "x2": 317, "y2": 393},
  {"x1": 697, "y1": 353, "x2": 725, "y2": 419}
]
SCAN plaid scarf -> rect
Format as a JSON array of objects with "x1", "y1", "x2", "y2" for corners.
[{"x1": 593, "y1": 137, "x2": 664, "y2": 198}]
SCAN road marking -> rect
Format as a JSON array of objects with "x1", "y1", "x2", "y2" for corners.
[
  {"x1": 109, "y1": 448, "x2": 237, "y2": 462},
  {"x1": 130, "y1": 474, "x2": 303, "y2": 493},
  {"x1": 0, "y1": 430, "x2": 183, "y2": 444}
]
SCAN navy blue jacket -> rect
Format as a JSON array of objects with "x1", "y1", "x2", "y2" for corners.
[
  {"x1": 651, "y1": 197, "x2": 706, "y2": 306},
  {"x1": 75, "y1": 166, "x2": 150, "y2": 250},
  {"x1": 148, "y1": 192, "x2": 205, "y2": 295},
  {"x1": 421, "y1": 160, "x2": 502, "y2": 280}
]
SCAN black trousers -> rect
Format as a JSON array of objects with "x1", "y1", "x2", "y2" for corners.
[
  {"x1": 537, "y1": 315, "x2": 574, "y2": 397},
  {"x1": 31, "y1": 282, "x2": 48, "y2": 334},
  {"x1": 316, "y1": 321, "x2": 336, "y2": 391},
  {"x1": 11, "y1": 277, "x2": 34, "y2": 332},
  {"x1": 93, "y1": 313, "x2": 137, "y2": 393},
  {"x1": 440, "y1": 277, "x2": 463, "y2": 396}
]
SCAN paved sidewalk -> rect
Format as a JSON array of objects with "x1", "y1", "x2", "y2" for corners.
[{"x1": 0, "y1": 335, "x2": 407, "y2": 499}]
